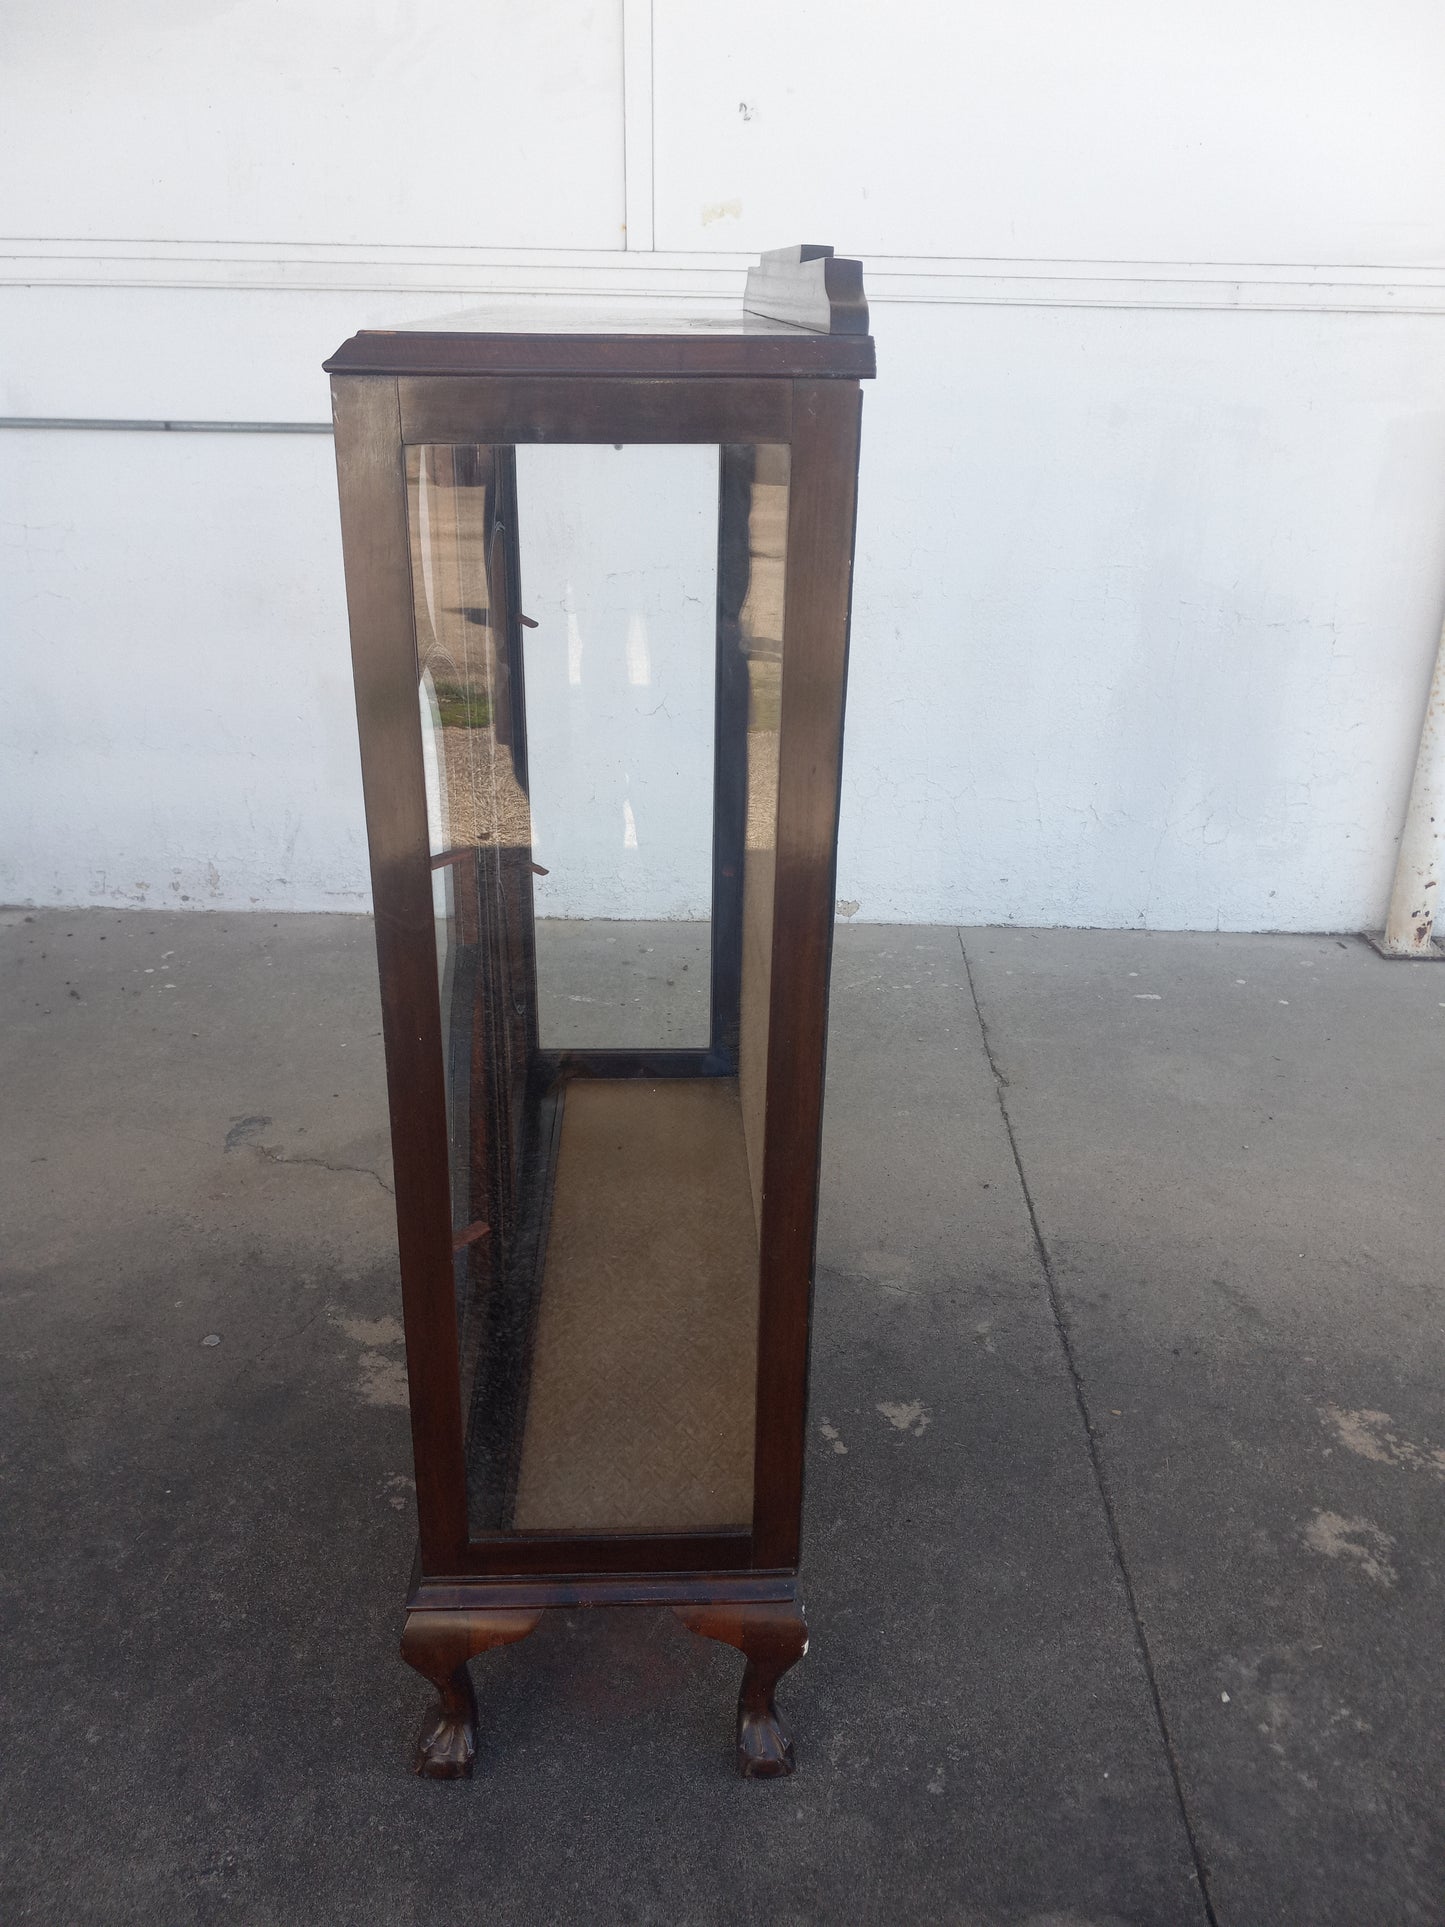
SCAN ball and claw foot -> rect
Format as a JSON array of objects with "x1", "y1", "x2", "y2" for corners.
[
  {"x1": 737, "y1": 1698, "x2": 796, "y2": 1779},
  {"x1": 674, "y1": 1601, "x2": 809, "y2": 1780},
  {"x1": 412, "y1": 1670, "x2": 480, "y2": 1779},
  {"x1": 401, "y1": 1608, "x2": 542, "y2": 1780}
]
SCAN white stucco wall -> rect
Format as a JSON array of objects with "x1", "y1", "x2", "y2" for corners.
[{"x1": 3, "y1": 1, "x2": 1444, "y2": 928}]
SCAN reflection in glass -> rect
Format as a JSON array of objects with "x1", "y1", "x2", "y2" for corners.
[
  {"x1": 409, "y1": 444, "x2": 539, "y2": 1528},
  {"x1": 406, "y1": 442, "x2": 790, "y2": 1541},
  {"x1": 735, "y1": 442, "x2": 789, "y2": 1237}
]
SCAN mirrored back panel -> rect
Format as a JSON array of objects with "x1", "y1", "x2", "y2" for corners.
[{"x1": 405, "y1": 441, "x2": 790, "y2": 1546}]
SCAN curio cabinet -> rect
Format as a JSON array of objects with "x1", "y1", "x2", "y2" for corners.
[{"x1": 325, "y1": 245, "x2": 874, "y2": 1778}]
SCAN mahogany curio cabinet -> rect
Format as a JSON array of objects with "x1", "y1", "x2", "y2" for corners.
[{"x1": 325, "y1": 247, "x2": 874, "y2": 1779}]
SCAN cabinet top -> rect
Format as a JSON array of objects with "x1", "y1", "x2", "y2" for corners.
[{"x1": 323, "y1": 246, "x2": 875, "y2": 381}]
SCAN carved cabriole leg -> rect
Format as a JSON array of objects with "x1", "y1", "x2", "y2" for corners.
[
  {"x1": 674, "y1": 1601, "x2": 809, "y2": 1778},
  {"x1": 400, "y1": 1608, "x2": 543, "y2": 1779}
]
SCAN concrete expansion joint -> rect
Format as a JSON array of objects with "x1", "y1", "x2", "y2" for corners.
[{"x1": 955, "y1": 928, "x2": 1220, "y2": 1927}]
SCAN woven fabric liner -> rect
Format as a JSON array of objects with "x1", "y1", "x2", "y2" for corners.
[{"x1": 511, "y1": 1077, "x2": 760, "y2": 1533}]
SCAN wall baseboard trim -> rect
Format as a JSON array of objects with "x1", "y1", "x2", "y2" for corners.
[{"x1": 4, "y1": 240, "x2": 1445, "y2": 315}]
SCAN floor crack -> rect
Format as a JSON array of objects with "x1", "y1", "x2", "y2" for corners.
[
  {"x1": 253, "y1": 1143, "x2": 395, "y2": 1197},
  {"x1": 958, "y1": 931, "x2": 1220, "y2": 1927}
]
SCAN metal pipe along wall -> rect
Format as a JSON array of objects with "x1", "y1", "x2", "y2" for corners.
[{"x1": 1381, "y1": 613, "x2": 1445, "y2": 956}]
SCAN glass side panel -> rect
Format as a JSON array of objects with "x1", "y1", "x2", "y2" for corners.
[
  {"x1": 408, "y1": 444, "x2": 536, "y2": 1514},
  {"x1": 516, "y1": 444, "x2": 716, "y2": 1049},
  {"x1": 405, "y1": 442, "x2": 789, "y2": 1545}
]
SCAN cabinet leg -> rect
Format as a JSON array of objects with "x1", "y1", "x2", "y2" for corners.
[
  {"x1": 674, "y1": 1601, "x2": 809, "y2": 1778},
  {"x1": 399, "y1": 1608, "x2": 542, "y2": 1779}
]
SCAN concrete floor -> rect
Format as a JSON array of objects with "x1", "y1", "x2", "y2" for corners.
[{"x1": 2, "y1": 910, "x2": 1444, "y2": 1926}]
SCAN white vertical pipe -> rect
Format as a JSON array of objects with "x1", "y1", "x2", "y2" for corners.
[{"x1": 1381, "y1": 612, "x2": 1445, "y2": 954}]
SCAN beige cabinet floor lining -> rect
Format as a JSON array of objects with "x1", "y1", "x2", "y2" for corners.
[{"x1": 511, "y1": 1077, "x2": 759, "y2": 1533}]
